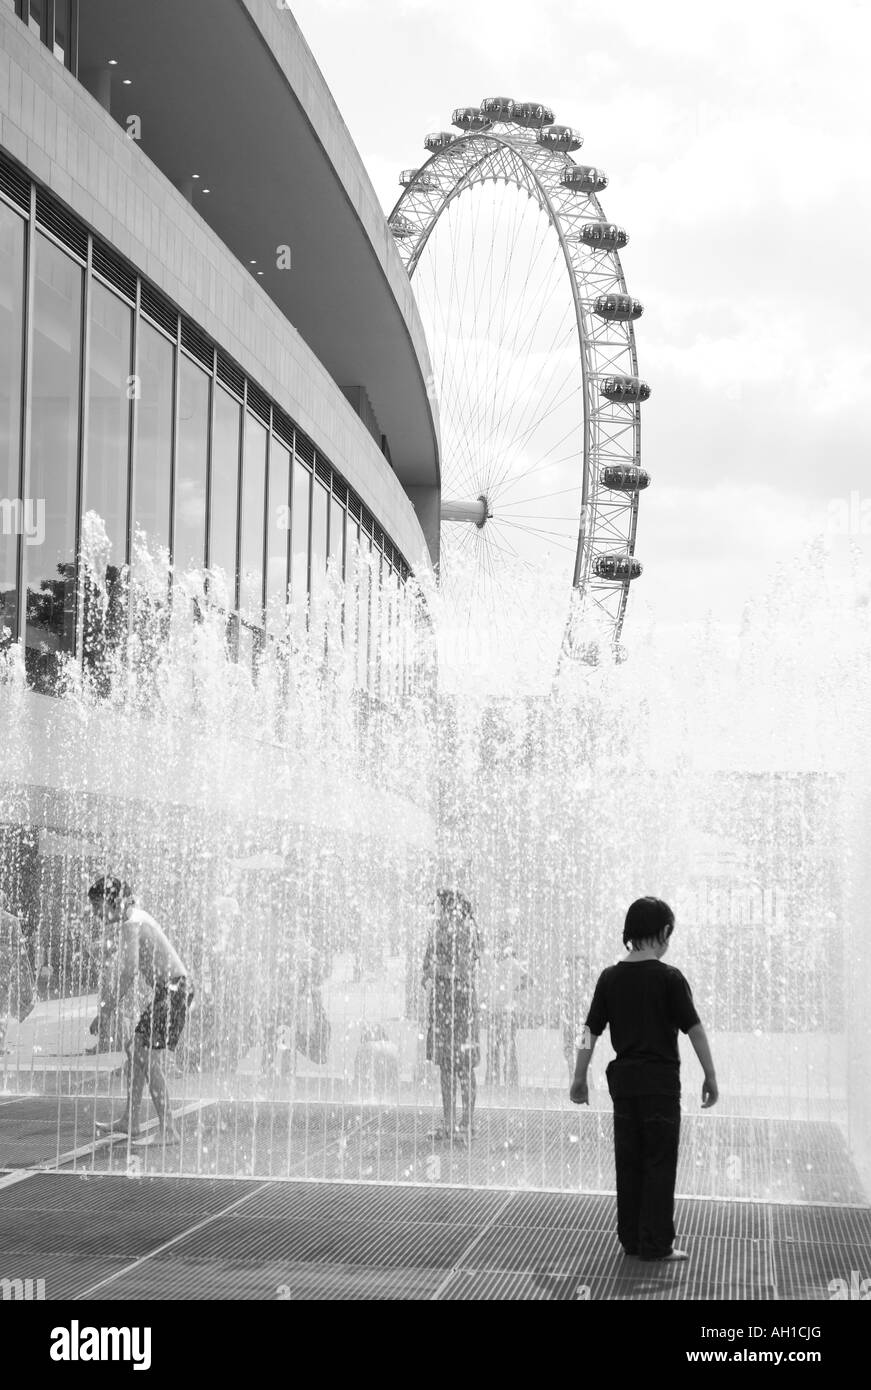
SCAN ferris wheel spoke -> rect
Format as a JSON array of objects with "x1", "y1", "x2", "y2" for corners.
[
  {"x1": 494, "y1": 452, "x2": 583, "y2": 504},
  {"x1": 439, "y1": 197, "x2": 485, "y2": 477},
  {"x1": 449, "y1": 189, "x2": 520, "y2": 465},
  {"x1": 472, "y1": 193, "x2": 523, "y2": 437},
  {"x1": 493, "y1": 421, "x2": 585, "y2": 501},
  {"x1": 477, "y1": 214, "x2": 561, "y2": 484},
  {"x1": 494, "y1": 513, "x2": 578, "y2": 523},
  {"x1": 496, "y1": 518, "x2": 578, "y2": 553},
  {"x1": 495, "y1": 485, "x2": 582, "y2": 510},
  {"x1": 431, "y1": 189, "x2": 560, "y2": 497},
  {"x1": 486, "y1": 306, "x2": 578, "y2": 455},
  {"x1": 491, "y1": 389, "x2": 586, "y2": 503},
  {"x1": 481, "y1": 528, "x2": 533, "y2": 568},
  {"x1": 476, "y1": 312, "x2": 577, "y2": 486},
  {"x1": 441, "y1": 227, "x2": 566, "y2": 505},
  {"x1": 436, "y1": 196, "x2": 478, "y2": 464},
  {"x1": 478, "y1": 278, "x2": 575, "y2": 488},
  {"x1": 482, "y1": 321, "x2": 574, "y2": 495},
  {"x1": 448, "y1": 192, "x2": 546, "y2": 488}
]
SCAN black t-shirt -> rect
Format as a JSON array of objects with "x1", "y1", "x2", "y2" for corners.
[{"x1": 585, "y1": 959, "x2": 701, "y2": 1096}]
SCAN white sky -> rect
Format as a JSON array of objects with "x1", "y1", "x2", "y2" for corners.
[{"x1": 292, "y1": 0, "x2": 871, "y2": 638}]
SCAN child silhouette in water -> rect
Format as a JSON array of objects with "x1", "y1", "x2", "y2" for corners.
[
  {"x1": 89, "y1": 877, "x2": 193, "y2": 1147},
  {"x1": 422, "y1": 889, "x2": 482, "y2": 1140},
  {"x1": 571, "y1": 897, "x2": 718, "y2": 1261}
]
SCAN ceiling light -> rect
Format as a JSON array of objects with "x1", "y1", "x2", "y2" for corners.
[
  {"x1": 249, "y1": 259, "x2": 257, "y2": 265},
  {"x1": 202, "y1": 188, "x2": 211, "y2": 194},
  {"x1": 108, "y1": 59, "x2": 118, "y2": 66},
  {"x1": 192, "y1": 174, "x2": 200, "y2": 180},
  {"x1": 122, "y1": 78, "x2": 132, "y2": 85},
  {"x1": 257, "y1": 270, "x2": 264, "y2": 277}
]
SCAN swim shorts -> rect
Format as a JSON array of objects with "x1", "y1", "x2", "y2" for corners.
[{"x1": 134, "y1": 977, "x2": 194, "y2": 1050}]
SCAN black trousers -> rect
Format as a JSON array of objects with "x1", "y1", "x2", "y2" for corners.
[{"x1": 611, "y1": 1092, "x2": 681, "y2": 1259}]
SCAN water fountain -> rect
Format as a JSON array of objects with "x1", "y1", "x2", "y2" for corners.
[{"x1": 0, "y1": 527, "x2": 868, "y2": 1204}]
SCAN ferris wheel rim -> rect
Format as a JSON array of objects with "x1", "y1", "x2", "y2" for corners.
[{"x1": 389, "y1": 115, "x2": 648, "y2": 650}]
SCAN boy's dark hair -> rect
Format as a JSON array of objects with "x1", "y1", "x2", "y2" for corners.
[
  {"x1": 623, "y1": 896, "x2": 675, "y2": 949},
  {"x1": 88, "y1": 876, "x2": 133, "y2": 909}
]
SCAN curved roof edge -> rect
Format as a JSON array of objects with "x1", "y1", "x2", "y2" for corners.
[{"x1": 240, "y1": 0, "x2": 441, "y2": 481}]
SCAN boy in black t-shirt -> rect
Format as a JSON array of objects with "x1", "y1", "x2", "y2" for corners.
[{"x1": 570, "y1": 897, "x2": 718, "y2": 1262}]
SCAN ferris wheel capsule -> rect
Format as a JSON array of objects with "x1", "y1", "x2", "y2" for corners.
[
  {"x1": 561, "y1": 165, "x2": 609, "y2": 194},
  {"x1": 600, "y1": 465, "x2": 651, "y2": 492},
  {"x1": 579, "y1": 222, "x2": 628, "y2": 251},
  {"x1": 572, "y1": 638, "x2": 628, "y2": 666},
  {"x1": 399, "y1": 168, "x2": 436, "y2": 189},
  {"x1": 480, "y1": 96, "x2": 515, "y2": 121},
  {"x1": 388, "y1": 213, "x2": 416, "y2": 239},
  {"x1": 452, "y1": 106, "x2": 492, "y2": 132},
  {"x1": 424, "y1": 131, "x2": 456, "y2": 153},
  {"x1": 536, "y1": 124, "x2": 583, "y2": 152},
  {"x1": 593, "y1": 553, "x2": 643, "y2": 581},
  {"x1": 511, "y1": 102, "x2": 556, "y2": 128},
  {"x1": 573, "y1": 640, "x2": 605, "y2": 666},
  {"x1": 594, "y1": 293, "x2": 643, "y2": 322},
  {"x1": 599, "y1": 376, "x2": 651, "y2": 403}
]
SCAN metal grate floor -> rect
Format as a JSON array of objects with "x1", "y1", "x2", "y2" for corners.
[
  {"x1": 1, "y1": 1096, "x2": 868, "y2": 1301},
  {"x1": 14, "y1": 1097, "x2": 861, "y2": 1206},
  {"x1": 0, "y1": 1170, "x2": 868, "y2": 1301}
]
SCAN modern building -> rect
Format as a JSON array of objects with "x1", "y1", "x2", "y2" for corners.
[
  {"x1": 0, "y1": 0, "x2": 441, "y2": 695},
  {"x1": 0, "y1": 1, "x2": 442, "y2": 1061}
]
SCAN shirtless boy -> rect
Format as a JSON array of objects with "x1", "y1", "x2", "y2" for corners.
[{"x1": 89, "y1": 877, "x2": 193, "y2": 1146}]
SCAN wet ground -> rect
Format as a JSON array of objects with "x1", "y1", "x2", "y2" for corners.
[
  {"x1": 0, "y1": 1094, "x2": 865, "y2": 1205},
  {"x1": 0, "y1": 1159, "x2": 869, "y2": 1301},
  {"x1": 1, "y1": 1096, "x2": 867, "y2": 1300}
]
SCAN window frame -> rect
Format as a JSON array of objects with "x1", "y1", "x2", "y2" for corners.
[
  {"x1": 0, "y1": 161, "x2": 411, "y2": 687},
  {"x1": 0, "y1": 194, "x2": 27, "y2": 644}
]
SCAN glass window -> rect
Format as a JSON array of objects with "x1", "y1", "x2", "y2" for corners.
[
  {"x1": 240, "y1": 413, "x2": 267, "y2": 618},
  {"x1": 209, "y1": 385, "x2": 240, "y2": 601},
  {"x1": 379, "y1": 559, "x2": 394, "y2": 701},
  {"x1": 174, "y1": 355, "x2": 209, "y2": 572},
  {"x1": 344, "y1": 512, "x2": 359, "y2": 560},
  {"x1": 53, "y1": 0, "x2": 71, "y2": 63},
  {"x1": 368, "y1": 548, "x2": 382, "y2": 692},
  {"x1": 238, "y1": 620, "x2": 255, "y2": 674},
  {"x1": 83, "y1": 279, "x2": 131, "y2": 668},
  {"x1": 290, "y1": 459, "x2": 310, "y2": 604},
  {"x1": 356, "y1": 540, "x2": 370, "y2": 691},
  {"x1": 310, "y1": 481, "x2": 328, "y2": 592},
  {"x1": 343, "y1": 514, "x2": 359, "y2": 654},
  {"x1": 133, "y1": 321, "x2": 173, "y2": 562},
  {"x1": 328, "y1": 495, "x2": 344, "y2": 580},
  {"x1": 28, "y1": 0, "x2": 44, "y2": 40},
  {"x1": 85, "y1": 279, "x2": 131, "y2": 569},
  {"x1": 24, "y1": 233, "x2": 82, "y2": 686},
  {"x1": 266, "y1": 436, "x2": 290, "y2": 610},
  {"x1": 397, "y1": 564, "x2": 408, "y2": 695},
  {"x1": 0, "y1": 203, "x2": 25, "y2": 644}
]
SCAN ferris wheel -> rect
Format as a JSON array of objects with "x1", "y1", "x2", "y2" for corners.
[{"x1": 389, "y1": 98, "x2": 651, "y2": 660}]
